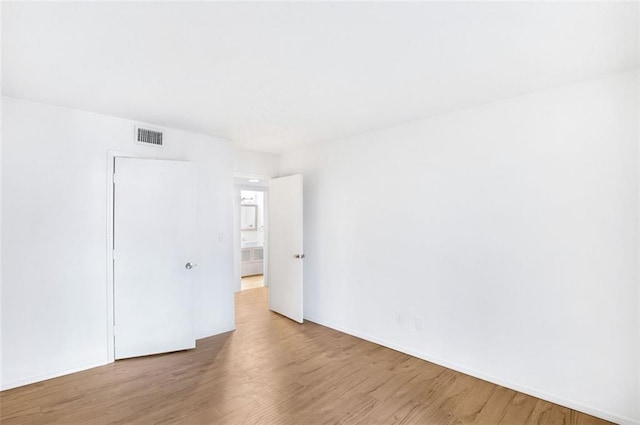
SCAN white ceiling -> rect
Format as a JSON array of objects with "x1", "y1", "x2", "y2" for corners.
[{"x1": 2, "y1": 2, "x2": 638, "y2": 153}]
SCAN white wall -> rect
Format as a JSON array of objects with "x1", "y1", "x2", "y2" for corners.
[
  {"x1": 0, "y1": 2, "x2": 4, "y2": 385},
  {"x1": 0, "y1": 97, "x2": 235, "y2": 390},
  {"x1": 280, "y1": 70, "x2": 640, "y2": 424},
  {"x1": 234, "y1": 148, "x2": 279, "y2": 179}
]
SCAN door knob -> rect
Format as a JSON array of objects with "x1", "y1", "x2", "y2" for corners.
[
  {"x1": 185, "y1": 262, "x2": 197, "y2": 270},
  {"x1": 294, "y1": 254, "x2": 305, "y2": 259}
]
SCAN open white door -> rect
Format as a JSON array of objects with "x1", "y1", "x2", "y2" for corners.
[
  {"x1": 268, "y1": 174, "x2": 304, "y2": 323},
  {"x1": 114, "y1": 157, "x2": 197, "y2": 359}
]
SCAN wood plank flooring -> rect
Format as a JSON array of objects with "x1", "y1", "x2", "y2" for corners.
[{"x1": 1, "y1": 287, "x2": 612, "y2": 424}]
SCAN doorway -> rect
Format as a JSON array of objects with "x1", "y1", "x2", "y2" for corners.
[
  {"x1": 232, "y1": 173, "x2": 304, "y2": 324},
  {"x1": 240, "y1": 189, "x2": 265, "y2": 290}
]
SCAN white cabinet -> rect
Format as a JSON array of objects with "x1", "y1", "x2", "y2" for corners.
[{"x1": 241, "y1": 246, "x2": 264, "y2": 277}]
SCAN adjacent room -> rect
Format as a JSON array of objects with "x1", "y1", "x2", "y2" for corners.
[
  {"x1": 1, "y1": 1, "x2": 639, "y2": 424},
  {"x1": 240, "y1": 189, "x2": 266, "y2": 290}
]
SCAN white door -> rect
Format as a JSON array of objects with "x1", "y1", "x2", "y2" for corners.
[
  {"x1": 114, "y1": 157, "x2": 197, "y2": 359},
  {"x1": 268, "y1": 174, "x2": 304, "y2": 323}
]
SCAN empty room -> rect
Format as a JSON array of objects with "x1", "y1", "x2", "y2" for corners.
[{"x1": 1, "y1": 1, "x2": 639, "y2": 424}]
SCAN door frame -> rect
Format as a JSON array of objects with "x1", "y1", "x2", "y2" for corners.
[
  {"x1": 233, "y1": 181, "x2": 269, "y2": 292},
  {"x1": 105, "y1": 151, "x2": 188, "y2": 363},
  {"x1": 233, "y1": 174, "x2": 270, "y2": 293}
]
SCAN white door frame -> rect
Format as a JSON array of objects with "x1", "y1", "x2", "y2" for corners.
[
  {"x1": 233, "y1": 175, "x2": 270, "y2": 293},
  {"x1": 105, "y1": 150, "x2": 188, "y2": 363}
]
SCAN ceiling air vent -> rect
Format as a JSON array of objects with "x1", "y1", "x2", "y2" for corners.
[{"x1": 135, "y1": 126, "x2": 164, "y2": 147}]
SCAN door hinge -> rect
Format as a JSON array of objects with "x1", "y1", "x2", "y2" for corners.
[
  {"x1": 112, "y1": 173, "x2": 116, "y2": 184},
  {"x1": 112, "y1": 249, "x2": 115, "y2": 260}
]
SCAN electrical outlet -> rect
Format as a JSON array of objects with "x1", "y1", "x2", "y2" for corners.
[
  {"x1": 415, "y1": 316, "x2": 423, "y2": 331},
  {"x1": 395, "y1": 313, "x2": 404, "y2": 325}
]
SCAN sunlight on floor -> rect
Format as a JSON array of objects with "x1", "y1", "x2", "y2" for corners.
[{"x1": 241, "y1": 274, "x2": 264, "y2": 291}]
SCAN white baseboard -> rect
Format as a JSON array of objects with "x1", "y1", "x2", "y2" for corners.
[
  {"x1": 0, "y1": 360, "x2": 109, "y2": 392},
  {"x1": 304, "y1": 314, "x2": 639, "y2": 425}
]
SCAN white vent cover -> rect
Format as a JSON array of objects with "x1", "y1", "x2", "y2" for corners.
[{"x1": 135, "y1": 126, "x2": 164, "y2": 146}]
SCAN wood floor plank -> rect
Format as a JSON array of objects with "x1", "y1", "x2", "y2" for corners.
[
  {"x1": 524, "y1": 399, "x2": 573, "y2": 425},
  {"x1": 466, "y1": 385, "x2": 517, "y2": 424},
  {"x1": 0, "y1": 287, "x2": 614, "y2": 424}
]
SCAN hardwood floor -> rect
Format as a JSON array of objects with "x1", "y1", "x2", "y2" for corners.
[{"x1": 1, "y1": 287, "x2": 612, "y2": 424}]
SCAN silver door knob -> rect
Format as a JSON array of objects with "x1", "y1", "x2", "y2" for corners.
[
  {"x1": 185, "y1": 262, "x2": 197, "y2": 270},
  {"x1": 294, "y1": 254, "x2": 305, "y2": 259}
]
